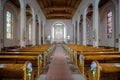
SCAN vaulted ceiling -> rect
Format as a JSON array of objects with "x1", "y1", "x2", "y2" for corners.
[{"x1": 37, "y1": 0, "x2": 81, "y2": 19}]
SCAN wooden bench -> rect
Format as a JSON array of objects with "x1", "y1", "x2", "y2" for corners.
[
  {"x1": 0, "y1": 55, "x2": 42, "y2": 78},
  {"x1": 1, "y1": 46, "x2": 20, "y2": 52},
  {"x1": 6, "y1": 45, "x2": 56, "y2": 66},
  {"x1": 63, "y1": 44, "x2": 117, "y2": 66},
  {"x1": 90, "y1": 61, "x2": 120, "y2": 80},
  {"x1": 65, "y1": 44, "x2": 115, "y2": 52},
  {"x1": 63, "y1": 44, "x2": 115, "y2": 62},
  {"x1": 7, "y1": 44, "x2": 52, "y2": 52},
  {"x1": 0, "y1": 61, "x2": 33, "y2": 80},
  {"x1": 75, "y1": 51, "x2": 120, "y2": 67},
  {"x1": 78, "y1": 54, "x2": 120, "y2": 78},
  {"x1": 0, "y1": 45, "x2": 56, "y2": 76}
]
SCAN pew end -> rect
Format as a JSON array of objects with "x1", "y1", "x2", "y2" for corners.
[
  {"x1": 0, "y1": 61, "x2": 33, "y2": 80},
  {"x1": 90, "y1": 61, "x2": 120, "y2": 80}
]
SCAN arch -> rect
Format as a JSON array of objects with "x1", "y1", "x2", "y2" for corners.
[
  {"x1": 25, "y1": 3, "x2": 35, "y2": 20},
  {"x1": 3, "y1": 0, "x2": 20, "y2": 47},
  {"x1": 86, "y1": 3, "x2": 93, "y2": 45},
  {"x1": 85, "y1": 2, "x2": 94, "y2": 13},
  {"x1": 51, "y1": 21, "x2": 67, "y2": 43},
  {"x1": 99, "y1": 0, "x2": 115, "y2": 47}
]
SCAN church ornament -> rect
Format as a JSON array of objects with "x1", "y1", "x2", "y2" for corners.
[
  {"x1": 79, "y1": 54, "x2": 83, "y2": 64},
  {"x1": 27, "y1": 62, "x2": 32, "y2": 80},
  {"x1": 40, "y1": 55, "x2": 43, "y2": 64}
]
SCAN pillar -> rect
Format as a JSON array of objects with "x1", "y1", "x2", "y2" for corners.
[
  {"x1": 38, "y1": 19, "x2": 41, "y2": 45},
  {"x1": 77, "y1": 17, "x2": 80, "y2": 44},
  {"x1": 0, "y1": 0, "x2": 3, "y2": 51},
  {"x1": 92, "y1": 0, "x2": 99, "y2": 47},
  {"x1": 83, "y1": 9, "x2": 87, "y2": 45},
  {"x1": 42, "y1": 23, "x2": 45, "y2": 44},
  {"x1": 20, "y1": 1, "x2": 26, "y2": 47},
  {"x1": 32, "y1": 14, "x2": 36, "y2": 46},
  {"x1": 73, "y1": 23, "x2": 76, "y2": 44},
  {"x1": 119, "y1": 0, "x2": 120, "y2": 51}
]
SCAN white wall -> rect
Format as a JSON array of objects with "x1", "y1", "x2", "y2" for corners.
[
  {"x1": 45, "y1": 19, "x2": 73, "y2": 44},
  {"x1": 99, "y1": 1, "x2": 116, "y2": 47},
  {"x1": 72, "y1": 0, "x2": 118, "y2": 48},
  {"x1": 3, "y1": 1, "x2": 20, "y2": 47},
  {"x1": 0, "y1": 0, "x2": 46, "y2": 49}
]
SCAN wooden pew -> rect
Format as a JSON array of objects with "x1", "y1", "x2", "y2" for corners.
[
  {"x1": 90, "y1": 61, "x2": 120, "y2": 80},
  {"x1": 7, "y1": 44, "x2": 52, "y2": 52},
  {"x1": 75, "y1": 51, "x2": 120, "y2": 67},
  {"x1": 1, "y1": 46, "x2": 20, "y2": 52},
  {"x1": 6, "y1": 45, "x2": 56, "y2": 66},
  {"x1": 0, "y1": 61, "x2": 33, "y2": 80},
  {"x1": 0, "y1": 55, "x2": 42, "y2": 78},
  {"x1": 78, "y1": 54, "x2": 120, "y2": 78},
  {"x1": 63, "y1": 44, "x2": 118, "y2": 67},
  {"x1": 0, "y1": 46, "x2": 56, "y2": 75}
]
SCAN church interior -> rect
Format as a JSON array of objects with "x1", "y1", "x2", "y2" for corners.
[{"x1": 0, "y1": 0, "x2": 120, "y2": 80}]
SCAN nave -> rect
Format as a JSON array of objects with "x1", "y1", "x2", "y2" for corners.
[
  {"x1": 39, "y1": 44, "x2": 84, "y2": 80},
  {"x1": 0, "y1": 44, "x2": 120, "y2": 80},
  {"x1": 1, "y1": 0, "x2": 120, "y2": 80}
]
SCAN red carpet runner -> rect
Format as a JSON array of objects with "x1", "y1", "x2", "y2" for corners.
[
  {"x1": 46, "y1": 46, "x2": 73, "y2": 80},
  {"x1": 39, "y1": 45, "x2": 84, "y2": 80}
]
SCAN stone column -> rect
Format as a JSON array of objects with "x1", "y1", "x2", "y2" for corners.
[
  {"x1": 38, "y1": 19, "x2": 41, "y2": 45},
  {"x1": 20, "y1": 2, "x2": 26, "y2": 47},
  {"x1": 83, "y1": 9, "x2": 87, "y2": 45},
  {"x1": 119, "y1": 0, "x2": 120, "y2": 51},
  {"x1": 73, "y1": 23, "x2": 76, "y2": 44},
  {"x1": 42, "y1": 23, "x2": 45, "y2": 44},
  {"x1": 32, "y1": 14, "x2": 36, "y2": 46},
  {"x1": 77, "y1": 17, "x2": 80, "y2": 45},
  {"x1": 0, "y1": 0, "x2": 3, "y2": 51},
  {"x1": 92, "y1": 0, "x2": 99, "y2": 47}
]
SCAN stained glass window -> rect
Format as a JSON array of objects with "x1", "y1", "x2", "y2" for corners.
[
  {"x1": 107, "y1": 11, "x2": 112, "y2": 38},
  {"x1": 6, "y1": 11, "x2": 12, "y2": 39}
]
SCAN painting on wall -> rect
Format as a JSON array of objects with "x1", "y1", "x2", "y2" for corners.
[{"x1": 54, "y1": 23, "x2": 64, "y2": 43}]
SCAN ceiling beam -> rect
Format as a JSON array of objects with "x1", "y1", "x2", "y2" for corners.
[
  {"x1": 47, "y1": 0, "x2": 52, "y2": 6},
  {"x1": 47, "y1": 16, "x2": 71, "y2": 19},
  {"x1": 47, "y1": 13, "x2": 71, "y2": 17},
  {"x1": 37, "y1": 0, "x2": 44, "y2": 8},
  {"x1": 42, "y1": 0, "x2": 48, "y2": 7},
  {"x1": 67, "y1": 0, "x2": 72, "y2": 6},
  {"x1": 74, "y1": 0, "x2": 81, "y2": 8},
  {"x1": 44, "y1": 7, "x2": 74, "y2": 11}
]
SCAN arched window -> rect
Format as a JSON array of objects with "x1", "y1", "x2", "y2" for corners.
[
  {"x1": 6, "y1": 11, "x2": 13, "y2": 39},
  {"x1": 107, "y1": 11, "x2": 112, "y2": 38}
]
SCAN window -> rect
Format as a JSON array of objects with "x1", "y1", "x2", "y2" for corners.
[
  {"x1": 29, "y1": 23, "x2": 32, "y2": 41},
  {"x1": 107, "y1": 11, "x2": 112, "y2": 38},
  {"x1": 6, "y1": 11, "x2": 13, "y2": 39}
]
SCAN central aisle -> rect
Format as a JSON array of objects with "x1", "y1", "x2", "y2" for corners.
[{"x1": 46, "y1": 46, "x2": 73, "y2": 80}]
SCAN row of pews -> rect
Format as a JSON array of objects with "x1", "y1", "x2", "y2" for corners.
[
  {"x1": 63, "y1": 44, "x2": 120, "y2": 80},
  {"x1": 0, "y1": 44, "x2": 56, "y2": 80}
]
